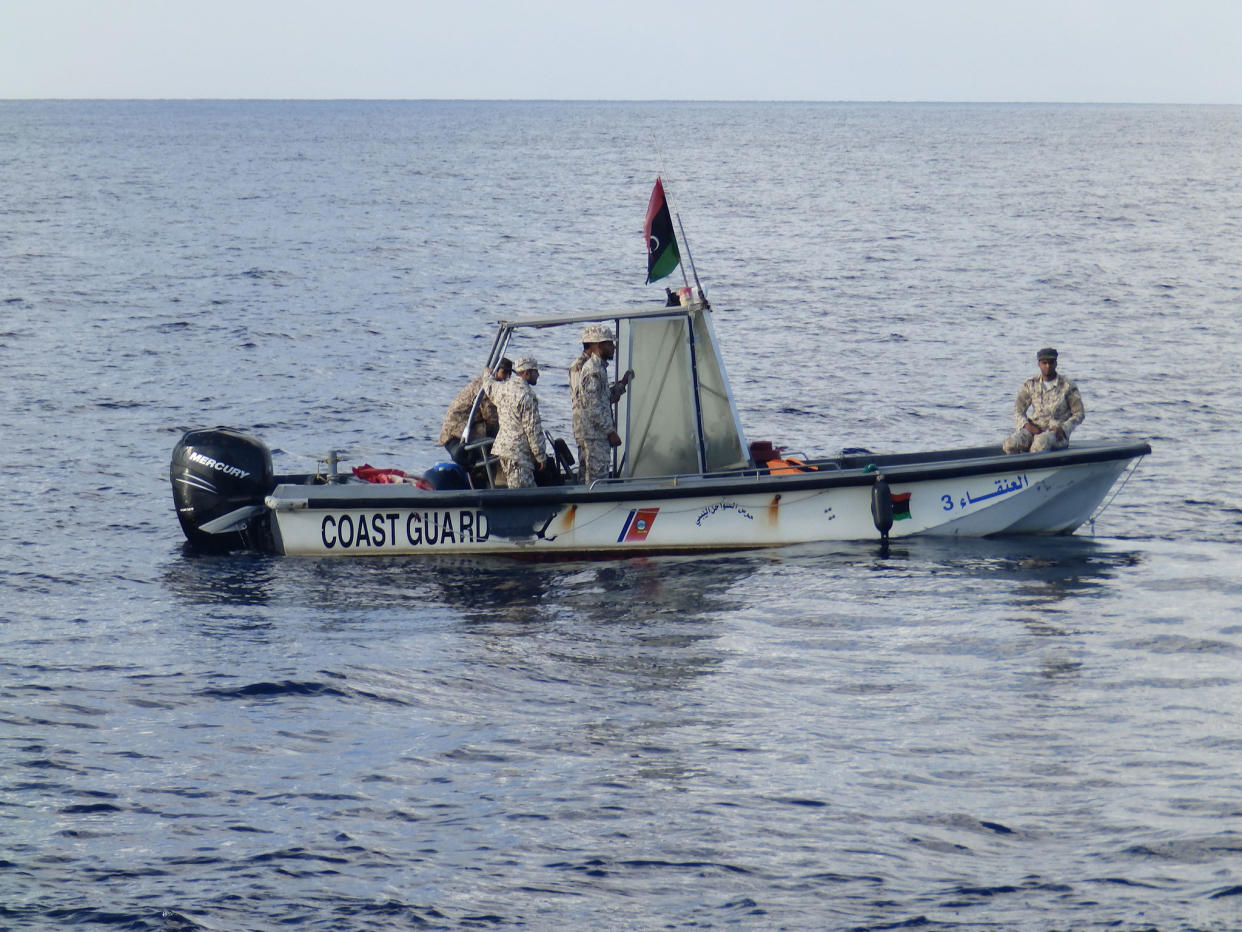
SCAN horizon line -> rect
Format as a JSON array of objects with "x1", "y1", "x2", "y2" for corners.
[{"x1": 3, "y1": 97, "x2": 1238, "y2": 107}]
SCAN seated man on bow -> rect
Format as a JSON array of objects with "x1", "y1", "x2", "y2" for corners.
[{"x1": 1003, "y1": 347, "x2": 1085, "y2": 454}]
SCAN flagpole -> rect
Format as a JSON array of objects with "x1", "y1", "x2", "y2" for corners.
[
  {"x1": 673, "y1": 212, "x2": 708, "y2": 308},
  {"x1": 675, "y1": 222, "x2": 692, "y2": 292},
  {"x1": 646, "y1": 174, "x2": 711, "y2": 469},
  {"x1": 661, "y1": 183, "x2": 708, "y2": 471}
]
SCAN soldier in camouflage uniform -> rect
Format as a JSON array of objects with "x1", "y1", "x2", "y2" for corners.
[
  {"x1": 569, "y1": 324, "x2": 633, "y2": 484},
  {"x1": 438, "y1": 358, "x2": 512, "y2": 464},
  {"x1": 490, "y1": 356, "x2": 549, "y2": 488},
  {"x1": 1003, "y1": 347, "x2": 1085, "y2": 454}
]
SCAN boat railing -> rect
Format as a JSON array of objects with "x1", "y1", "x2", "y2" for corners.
[
  {"x1": 585, "y1": 456, "x2": 843, "y2": 490},
  {"x1": 461, "y1": 436, "x2": 501, "y2": 489}
]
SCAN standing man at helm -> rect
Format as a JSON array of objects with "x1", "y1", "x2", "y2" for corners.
[
  {"x1": 1003, "y1": 347, "x2": 1085, "y2": 454},
  {"x1": 491, "y1": 357, "x2": 550, "y2": 488},
  {"x1": 569, "y1": 324, "x2": 634, "y2": 484},
  {"x1": 437, "y1": 357, "x2": 512, "y2": 466}
]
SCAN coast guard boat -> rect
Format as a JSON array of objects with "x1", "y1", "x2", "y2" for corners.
[{"x1": 170, "y1": 184, "x2": 1149, "y2": 558}]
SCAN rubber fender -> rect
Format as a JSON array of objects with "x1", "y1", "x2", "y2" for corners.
[{"x1": 871, "y1": 474, "x2": 894, "y2": 537}]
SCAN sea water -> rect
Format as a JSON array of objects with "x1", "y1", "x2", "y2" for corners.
[{"x1": 2, "y1": 100, "x2": 1241, "y2": 930}]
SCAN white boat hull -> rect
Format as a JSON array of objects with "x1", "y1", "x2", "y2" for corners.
[{"x1": 261, "y1": 442, "x2": 1146, "y2": 557}]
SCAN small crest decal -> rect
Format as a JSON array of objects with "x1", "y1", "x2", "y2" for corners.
[{"x1": 618, "y1": 507, "x2": 660, "y2": 543}]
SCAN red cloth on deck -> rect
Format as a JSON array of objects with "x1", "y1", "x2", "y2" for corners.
[{"x1": 352, "y1": 464, "x2": 408, "y2": 484}]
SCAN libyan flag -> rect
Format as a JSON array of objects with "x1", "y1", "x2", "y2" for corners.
[
  {"x1": 644, "y1": 177, "x2": 680, "y2": 283},
  {"x1": 892, "y1": 492, "x2": 912, "y2": 521}
]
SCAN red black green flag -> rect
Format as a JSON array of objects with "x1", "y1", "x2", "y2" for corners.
[
  {"x1": 644, "y1": 177, "x2": 680, "y2": 283},
  {"x1": 892, "y1": 492, "x2": 912, "y2": 521}
]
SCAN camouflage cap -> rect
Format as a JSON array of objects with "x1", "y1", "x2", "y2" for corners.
[
  {"x1": 514, "y1": 355, "x2": 539, "y2": 373},
  {"x1": 581, "y1": 324, "x2": 616, "y2": 344},
  {"x1": 1036, "y1": 347, "x2": 1058, "y2": 361}
]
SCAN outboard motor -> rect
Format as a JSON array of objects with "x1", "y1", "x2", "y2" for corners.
[{"x1": 171, "y1": 427, "x2": 275, "y2": 551}]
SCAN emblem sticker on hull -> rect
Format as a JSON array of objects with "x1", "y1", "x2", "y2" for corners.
[{"x1": 618, "y1": 507, "x2": 659, "y2": 543}]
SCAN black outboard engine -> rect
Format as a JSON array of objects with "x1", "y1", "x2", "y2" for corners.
[{"x1": 171, "y1": 427, "x2": 275, "y2": 551}]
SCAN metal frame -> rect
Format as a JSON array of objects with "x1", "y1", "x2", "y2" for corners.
[{"x1": 459, "y1": 299, "x2": 748, "y2": 485}]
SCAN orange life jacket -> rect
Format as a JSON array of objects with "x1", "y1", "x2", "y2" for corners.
[{"x1": 765, "y1": 457, "x2": 817, "y2": 475}]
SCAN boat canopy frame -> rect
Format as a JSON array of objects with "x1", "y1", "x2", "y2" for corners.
[{"x1": 463, "y1": 301, "x2": 750, "y2": 482}]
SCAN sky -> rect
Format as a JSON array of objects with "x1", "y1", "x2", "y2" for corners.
[{"x1": 2, "y1": 0, "x2": 1240, "y2": 103}]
